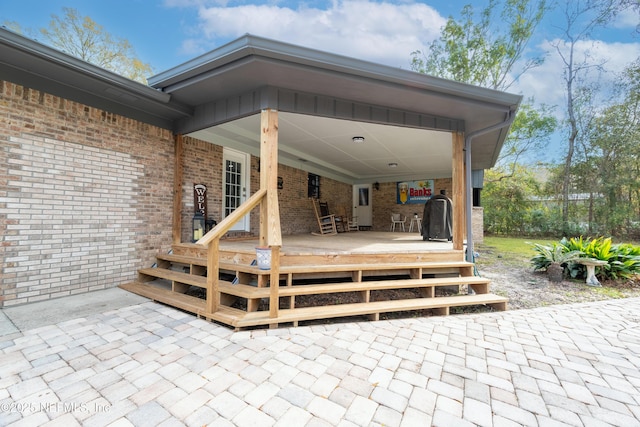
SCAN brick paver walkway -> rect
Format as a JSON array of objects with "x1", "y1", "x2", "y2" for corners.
[{"x1": 1, "y1": 298, "x2": 639, "y2": 426}]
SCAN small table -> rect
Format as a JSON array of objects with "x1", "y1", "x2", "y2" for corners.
[
  {"x1": 576, "y1": 259, "x2": 608, "y2": 287},
  {"x1": 409, "y1": 216, "x2": 422, "y2": 233}
]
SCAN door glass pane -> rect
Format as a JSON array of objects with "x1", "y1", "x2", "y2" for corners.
[{"x1": 225, "y1": 160, "x2": 242, "y2": 217}]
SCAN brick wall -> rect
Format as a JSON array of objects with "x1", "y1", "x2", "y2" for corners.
[
  {"x1": 472, "y1": 207, "x2": 484, "y2": 243},
  {"x1": 0, "y1": 81, "x2": 174, "y2": 307},
  {"x1": 371, "y1": 179, "x2": 453, "y2": 231},
  {"x1": 180, "y1": 137, "x2": 224, "y2": 242},
  {"x1": 178, "y1": 138, "x2": 353, "y2": 238}
]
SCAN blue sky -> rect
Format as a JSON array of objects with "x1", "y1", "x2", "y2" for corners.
[{"x1": 2, "y1": 0, "x2": 639, "y2": 160}]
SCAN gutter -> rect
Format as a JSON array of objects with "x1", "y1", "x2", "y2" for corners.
[{"x1": 464, "y1": 110, "x2": 517, "y2": 263}]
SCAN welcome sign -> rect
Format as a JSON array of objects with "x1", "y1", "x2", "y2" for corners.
[
  {"x1": 396, "y1": 180, "x2": 434, "y2": 204},
  {"x1": 193, "y1": 183, "x2": 207, "y2": 217}
]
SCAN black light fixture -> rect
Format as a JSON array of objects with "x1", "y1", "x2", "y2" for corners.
[
  {"x1": 352, "y1": 136, "x2": 365, "y2": 143},
  {"x1": 192, "y1": 212, "x2": 205, "y2": 242},
  {"x1": 373, "y1": 182, "x2": 380, "y2": 190}
]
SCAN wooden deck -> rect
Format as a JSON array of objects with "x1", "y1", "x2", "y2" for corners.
[{"x1": 120, "y1": 232, "x2": 508, "y2": 329}]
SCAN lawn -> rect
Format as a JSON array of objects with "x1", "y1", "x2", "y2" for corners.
[
  {"x1": 475, "y1": 235, "x2": 554, "y2": 267},
  {"x1": 473, "y1": 235, "x2": 640, "y2": 310}
]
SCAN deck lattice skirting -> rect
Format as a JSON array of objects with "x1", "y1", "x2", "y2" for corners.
[{"x1": 120, "y1": 244, "x2": 508, "y2": 329}]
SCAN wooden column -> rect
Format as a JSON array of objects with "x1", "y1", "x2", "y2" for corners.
[
  {"x1": 260, "y1": 109, "x2": 282, "y2": 322},
  {"x1": 452, "y1": 132, "x2": 465, "y2": 251},
  {"x1": 259, "y1": 109, "x2": 282, "y2": 248},
  {"x1": 172, "y1": 134, "x2": 184, "y2": 244}
]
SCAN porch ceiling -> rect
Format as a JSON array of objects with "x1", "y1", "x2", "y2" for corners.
[{"x1": 189, "y1": 112, "x2": 454, "y2": 184}]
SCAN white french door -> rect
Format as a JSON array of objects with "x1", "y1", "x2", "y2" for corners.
[{"x1": 222, "y1": 148, "x2": 250, "y2": 232}]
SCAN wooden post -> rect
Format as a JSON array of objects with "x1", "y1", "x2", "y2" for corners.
[
  {"x1": 173, "y1": 134, "x2": 184, "y2": 244},
  {"x1": 452, "y1": 132, "x2": 465, "y2": 251},
  {"x1": 259, "y1": 109, "x2": 282, "y2": 247},
  {"x1": 206, "y1": 238, "x2": 220, "y2": 313},
  {"x1": 260, "y1": 109, "x2": 283, "y2": 320},
  {"x1": 269, "y1": 245, "x2": 281, "y2": 327}
]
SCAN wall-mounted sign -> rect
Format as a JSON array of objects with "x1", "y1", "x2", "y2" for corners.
[
  {"x1": 396, "y1": 180, "x2": 434, "y2": 204},
  {"x1": 193, "y1": 183, "x2": 207, "y2": 217}
]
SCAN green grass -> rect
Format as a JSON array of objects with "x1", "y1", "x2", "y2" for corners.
[
  {"x1": 475, "y1": 236, "x2": 554, "y2": 267},
  {"x1": 592, "y1": 287, "x2": 626, "y2": 299}
]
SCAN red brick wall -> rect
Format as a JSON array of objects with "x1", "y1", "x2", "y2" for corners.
[
  {"x1": 274, "y1": 165, "x2": 352, "y2": 235},
  {"x1": 0, "y1": 81, "x2": 174, "y2": 306},
  {"x1": 178, "y1": 139, "x2": 353, "y2": 238}
]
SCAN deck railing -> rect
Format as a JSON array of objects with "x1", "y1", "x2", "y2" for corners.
[
  {"x1": 196, "y1": 108, "x2": 282, "y2": 322},
  {"x1": 196, "y1": 188, "x2": 278, "y2": 315}
]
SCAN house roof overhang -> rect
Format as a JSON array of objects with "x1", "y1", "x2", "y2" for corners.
[
  {"x1": 0, "y1": 29, "x2": 522, "y2": 184},
  {"x1": 148, "y1": 35, "x2": 522, "y2": 183},
  {"x1": 0, "y1": 27, "x2": 193, "y2": 129}
]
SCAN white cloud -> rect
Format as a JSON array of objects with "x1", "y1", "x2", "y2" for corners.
[
  {"x1": 515, "y1": 38, "x2": 640, "y2": 112},
  {"x1": 175, "y1": 0, "x2": 446, "y2": 68},
  {"x1": 612, "y1": 8, "x2": 640, "y2": 30}
]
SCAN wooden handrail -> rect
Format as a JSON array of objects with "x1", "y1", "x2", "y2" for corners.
[
  {"x1": 194, "y1": 187, "x2": 270, "y2": 317},
  {"x1": 196, "y1": 188, "x2": 267, "y2": 246},
  {"x1": 194, "y1": 109, "x2": 281, "y2": 321}
]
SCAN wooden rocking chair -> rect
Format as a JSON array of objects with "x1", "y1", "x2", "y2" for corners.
[
  {"x1": 322, "y1": 202, "x2": 346, "y2": 232},
  {"x1": 336, "y1": 205, "x2": 358, "y2": 232},
  {"x1": 311, "y1": 199, "x2": 338, "y2": 236}
]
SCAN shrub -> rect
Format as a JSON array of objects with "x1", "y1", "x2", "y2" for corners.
[
  {"x1": 530, "y1": 242, "x2": 583, "y2": 272},
  {"x1": 558, "y1": 236, "x2": 640, "y2": 281},
  {"x1": 607, "y1": 243, "x2": 640, "y2": 280}
]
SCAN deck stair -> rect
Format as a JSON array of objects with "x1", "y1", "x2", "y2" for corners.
[{"x1": 120, "y1": 247, "x2": 507, "y2": 329}]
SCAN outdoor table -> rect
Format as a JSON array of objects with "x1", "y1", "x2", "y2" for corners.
[{"x1": 409, "y1": 216, "x2": 422, "y2": 233}]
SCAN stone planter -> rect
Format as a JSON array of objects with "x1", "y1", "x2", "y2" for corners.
[{"x1": 547, "y1": 262, "x2": 563, "y2": 282}]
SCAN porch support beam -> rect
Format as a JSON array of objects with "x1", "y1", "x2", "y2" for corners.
[
  {"x1": 452, "y1": 132, "x2": 465, "y2": 251},
  {"x1": 260, "y1": 108, "x2": 282, "y2": 321},
  {"x1": 259, "y1": 108, "x2": 282, "y2": 248},
  {"x1": 173, "y1": 134, "x2": 184, "y2": 244}
]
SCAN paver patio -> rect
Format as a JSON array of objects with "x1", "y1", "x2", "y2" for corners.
[{"x1": 1, "y1": 295, "x2": 639, "y2": 426}]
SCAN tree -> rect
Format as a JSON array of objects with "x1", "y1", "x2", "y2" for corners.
[
  {"x1": 495, "y1": 101, "x2": 557, "y2": 178},
  {"x1": 411, "y1": 0, "x2": 547, "y2": 92},
  {"x1": 411, "y1": 0, "x2": 555, "y2": 178},
  {"x1": 552, "y1": 0, "x2": 628, "y2": 234},
  {"x1": 587, "y1": 61, "x2": 640, "y2": 235},
  {"x1": 483, "y1": 166, "x2": 543, "y2": 234},
  {"x1": 410, "y1": 0, "x2": 557, "y2": 236},
  {"x1": 39, "y1": 7, "x2": 153, "y2": 83}
]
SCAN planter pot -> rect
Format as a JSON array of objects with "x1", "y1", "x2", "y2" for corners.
[
  {"x1": 255, "y1": 247, "x2": 271, "y2": 270},
  {"x1": 547, "y1": 262, "x2": 563, "y2": 282}
]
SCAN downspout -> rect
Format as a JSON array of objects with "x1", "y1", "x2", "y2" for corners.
[{"x1": 465, "y1": 110, "x2": 517, "y2": 262}]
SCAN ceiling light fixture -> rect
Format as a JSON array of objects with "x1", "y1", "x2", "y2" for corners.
[
  {"x1": 388, "y1": 162, "x2": 398, "y2": 168},
  {"x1": 352, "y1": 136, "x2": 365, "y2": 143}
]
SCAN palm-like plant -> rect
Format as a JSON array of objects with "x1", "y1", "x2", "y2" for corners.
[{"x1": 531, "y1": 243, "x2": 583, "y2": 282}]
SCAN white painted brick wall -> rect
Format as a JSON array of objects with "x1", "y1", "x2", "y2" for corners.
[{"x1": 2, "y1": 135, "x2": 143, "y2": 305}]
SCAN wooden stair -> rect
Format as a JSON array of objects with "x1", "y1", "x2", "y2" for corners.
[{"x1": 120, "y1": 249, "x2": 508, "y2": 329}]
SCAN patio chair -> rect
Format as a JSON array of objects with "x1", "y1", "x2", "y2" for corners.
[
  {"x1": 320, "y1": 201, "x2": 346, "y2": 232},
  {"x1": 311, "y1": 199, "x2": 338, "y2": 236},
  {"x1": 338, "y1": 206, "x2": 358, "y2": 232},
  {"x1": 390, "y1": 213, "x2": 406, "y2": 232}
]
